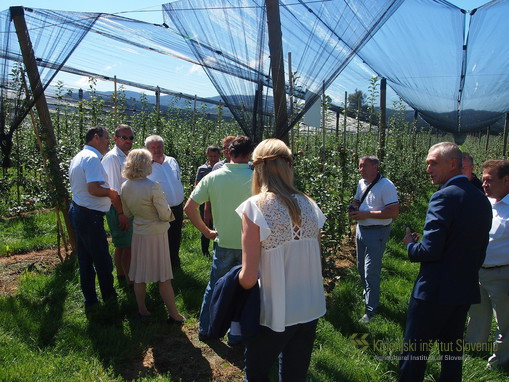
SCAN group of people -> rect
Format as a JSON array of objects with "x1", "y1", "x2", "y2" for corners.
[
  {"x1": 69, "y1": 126, "x2": 508, "y2": 381},
  {"x1": 69, "y1": 125, "x2": 185, "y2": 322},
  {"x1": 68, "y1": 128, "x2": 326, "y2": 380},
  {"x1": 184, "y1": 135, "x2": 326, "y2": 379},
  {"x1": 351, "y1": 143, "x2": 508, "y2": 381}
]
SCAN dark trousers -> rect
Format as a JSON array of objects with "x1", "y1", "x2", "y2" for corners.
[
  {"x1": 244, "y1": 319, "x2": 318, "y2": 382},
  {"x1": 69, "y1": 203, "x2": 115, "y2": 305},
  {"x1": 199, "y1": 203, "x2": 213, "y2": 255},
  {"x1": 399, "y1": 296, "x2": 470, "y2": 382},
  {"x1": 168, "y1": 203, "x2": 183, "y2": 269}
]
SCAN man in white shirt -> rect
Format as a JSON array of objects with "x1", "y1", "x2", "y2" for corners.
[
  {"x1": 68, "y1": 126, "x2": 120, "y2": 307},
  {"x1": 145, "y1": 135, "x2": 185, "y2": 269},
  {"x1": 466, "y1": 159, "x2": 509, "y2": 368},
  {"x1": 102, "y1": 124, "x2": 133, "y2": 283},
  {"x1": 349, "y1": 155, "x2": 399, "y2": 323}
]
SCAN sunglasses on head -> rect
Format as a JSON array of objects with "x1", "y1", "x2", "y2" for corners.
[{"x1": 117, "y1": 135, "x2": 135, "y2": 141}]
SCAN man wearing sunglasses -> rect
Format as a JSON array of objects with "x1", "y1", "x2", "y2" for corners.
[{"x1": 102, "y1": 124, "x2": 135, "y2": 285}]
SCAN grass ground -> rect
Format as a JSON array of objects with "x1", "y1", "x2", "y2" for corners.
[
  {"x1": 1, "y1": 203, "x2": 509, "y2": 381},
  {"x1": 0, "y1": 210, "x2": 59, "y2": 256}
]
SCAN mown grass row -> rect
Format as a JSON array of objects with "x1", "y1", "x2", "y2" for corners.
[
  {"x1": 0, "y1": 211, "x2": 59, "y2": 256},
  {"x1": 1, "y1": 197, "x2": 508, "y2": 381}
]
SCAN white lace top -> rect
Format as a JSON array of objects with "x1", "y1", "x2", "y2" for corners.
[{"x1": 236, "y1": 193, "x2": 327, "y2": 332}]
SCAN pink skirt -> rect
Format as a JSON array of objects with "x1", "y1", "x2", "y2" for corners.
[{"x1": 129, "y1": 232, "x2": 173, "y2": 283}]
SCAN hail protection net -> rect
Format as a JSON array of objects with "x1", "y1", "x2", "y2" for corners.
[
  {"x1": 2, "y1": 0, "x2": 509, "y2": 151},
  {"x1": 0, "y1": 6, "x2": 217, "y2": 167},
  {"x1": 0, "y1": 7, "x2": 97, "y2": 167},
  {"x1": 355, "y1": 0, "x2": 509, "y2": 134},
  {"x1": 163, "y1": 0, "x2": 404, "y2": 139},
  {"x1": 461, "y1": 0, "x2": 509, "y2": 133},
  {"x1": 355, "y1": 0, "x2": 466, "y2": 132}
]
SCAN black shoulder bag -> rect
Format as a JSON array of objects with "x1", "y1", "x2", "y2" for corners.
[{"x1": 359, "y1": 173, "x2": 382, "y2": 206}]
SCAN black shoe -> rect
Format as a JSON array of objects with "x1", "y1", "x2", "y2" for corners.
[
  {"x1": 84, "y1": 299, "x2": 100, "y2": 309},
  {"x1": 167, "y1": 316, "x2": 185, "y2": 325},
  {"x1": 138, "y1": 313, "x2": 152, "y2": 323},
  {"x1": 84, "y1": 300, "x2": 100, "y2": 317},
  {"x1": 198, "y1": 332, "x2": 211, "y2": 342},
  {"x1": 227, "y1": 335, "x2": 243, "y2": 347}
]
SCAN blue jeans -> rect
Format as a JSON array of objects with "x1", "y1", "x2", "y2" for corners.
[
  {"x1": 244, "y1": 319, "x2": 318, "y2": 382},
  {"x1": 69, "y1": 203, "x2": 115, "y2": 305},
  {"x1": 356, "y1": 225, "x2": 391, "y2": 316},
  {"x1": 199, "y1": 244, "x2": 242, "y2": 336}
]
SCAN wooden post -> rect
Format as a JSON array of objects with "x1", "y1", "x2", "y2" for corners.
[
  {"x1": 78, "y1": 88, "x2": 84, "y2": 139},
  {"x1": 155, "y1": 86, "x2": 161, "y2": 134},
  {"x1": 252, "y1": 82, "x2": 264, "y2": 143},
  {"x1": 502, "y1": 113, "x2": 509, "y2": 159},
  {"x1": 21, "y1": 71, "x2": 70, "y2": 261},
  {"x1": 335, "y1": 111, "x2": 339, "y2": 139},
  {"x1": 10, "y1": 6, "x2": 75, "y2": 252},
  {"x1": 355, "y1": 94, "x2": 360, "y2": 155},
  {"x1": 288, "y1": 52, "x2": 294, "y2": 152},
  {"x1": 413, "y1": 109, "x2": 418, "y2": 151},
  {"x1": 485, "y1": 126, "x2": 490, "y2": 151},
  {"x1": 322, "y1": 81, "x2": 326, "y2": 161},
  {"x1": 343, "y1": 91, "x2": 347, "y2": 146},
  {"x1": 192, "y1": 94, "x2": 197, "y2": 132},
  {"x1": 218, "y1": 101, "x2": 223, "y2": 130},
  {"x1": 265, "y1": 0, "x2": 288, "y2": 142},
  {"x1": 378, "y1": 78, "x2": 387, "y2": 162},
  {"x1": 113, "y1": 75, "x2": 118, "y2": 126}
]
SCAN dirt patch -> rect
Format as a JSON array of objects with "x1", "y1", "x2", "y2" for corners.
[
  {"x1": 122, "y1": 325, "x2": 245, "y2": 381},
  {"x1": 0, "y1": 248, "x2": 62, "y2": 297}
]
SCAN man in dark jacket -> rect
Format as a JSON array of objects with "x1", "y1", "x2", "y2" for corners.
[{"x1": 400, "y1": 142, "x2": 492, "y2": 382}]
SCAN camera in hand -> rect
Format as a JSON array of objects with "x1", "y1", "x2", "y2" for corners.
[{"x1": 348, "y1": 203, "x2": 357, "y2": 212}]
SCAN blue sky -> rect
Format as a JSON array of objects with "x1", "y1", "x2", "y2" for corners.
[{"x1": 2, "y1": 0, "x2": 495, "y2": 105}]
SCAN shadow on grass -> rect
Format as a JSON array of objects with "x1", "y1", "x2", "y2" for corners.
[
  {"x1": 86, "y1": 313, "x2": 214, "y2": 381},
  {"x1": 377, "y1": 295, "x2": 408, "y2": 328},
  {"x1": 0, "y1": 257, "x2": 75, "y2": 348},
  {"x1": 172, "y1": 263, "x2": 210, "y2": 313},
  {"x1": 36, "y1": 258, "x2": 74, "y2": 347},
  {"x1": 326, "y1": 276, "x2": 361, "y2": 335}
]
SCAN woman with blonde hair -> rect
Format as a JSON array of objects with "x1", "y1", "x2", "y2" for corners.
[
  {"x1": 236, "y1": 138, "x2": 326, "y2": 381},
  {"x1": 120, "y1": 149, "x2": 184, "y2": 323}
]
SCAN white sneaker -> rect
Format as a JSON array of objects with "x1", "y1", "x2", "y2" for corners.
[{"x1": 358, "y1": 314, "x2": 372, "y2": 324}]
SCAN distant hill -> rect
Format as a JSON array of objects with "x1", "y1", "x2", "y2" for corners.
[
  {"x1": 45, "y1": 87, "x2": 233, "y2": 120},
  {"x1": 46, "y1": 86, "x2": 446, "y2": 131}
]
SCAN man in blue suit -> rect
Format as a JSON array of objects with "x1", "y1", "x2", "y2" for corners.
[{"x1": 399, "y1": 142, "x2": 492, "y2": 382}]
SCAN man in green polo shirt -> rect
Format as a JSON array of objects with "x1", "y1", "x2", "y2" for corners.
[{"x1": 184, "y1": 136, "x2": 254, "y2": 343}]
